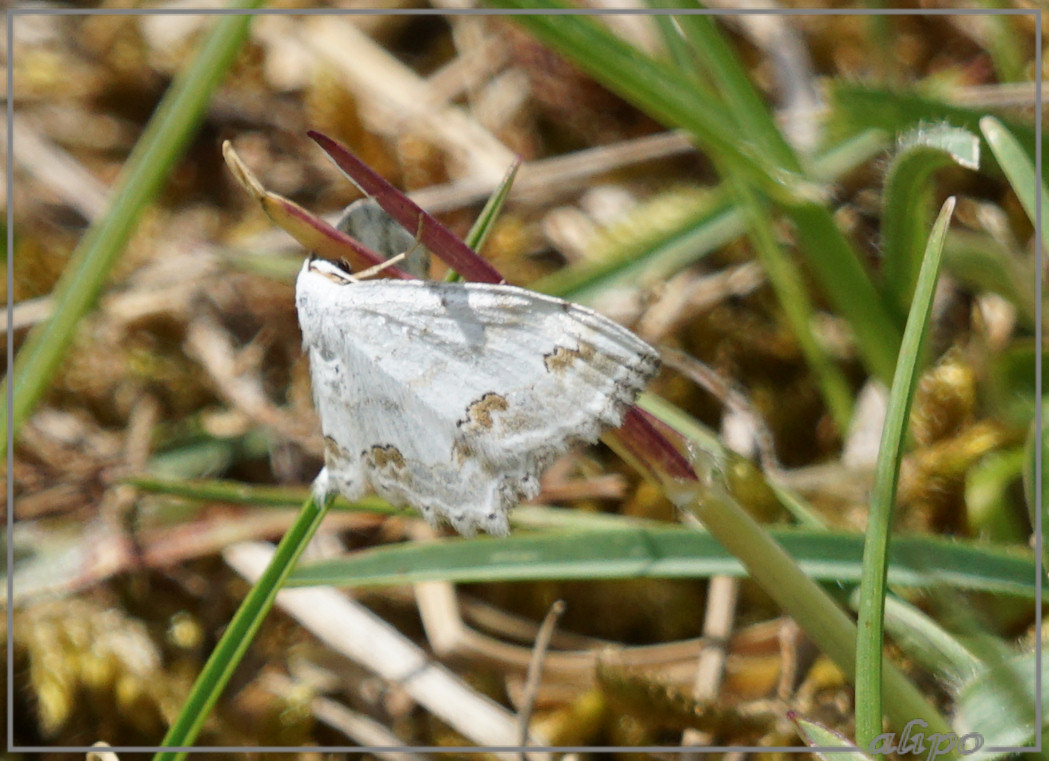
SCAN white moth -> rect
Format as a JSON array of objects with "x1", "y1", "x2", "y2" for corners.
[{"x1": 296, "y1": 254, "x2": 659, "y2": 537}]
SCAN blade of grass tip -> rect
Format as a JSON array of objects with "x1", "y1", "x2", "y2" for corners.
[
  {"x1": 855, "y1": 197, "x2": 956, "y2": 748},
  {"x1": 222, "y1": 141, "x2": 410, "y2": 278},
  {"x1": 980, "y1": 116, "x2": 1049, "y2": 254},
  {"x1": 446, "y1": 158, "x2": 521, "y2": 282},
  {"x1": 2, "y1": 2, "x2": 263, "y2": 457},
  {"x1": 648, "y1": 8, "x2": 697, "y2": 75},
  {"x1": 789, "y1": 712, "x2": 870, "y2": 760},
  {"x1": 154, "y1": 489, "x2": 335, "y2": 761},
  {"x1": 307, "y1": 131, "x2": 505, "y2": 284},
  {"x1": 830, "y1": 84, "x2": 1045, "y2": 176}
]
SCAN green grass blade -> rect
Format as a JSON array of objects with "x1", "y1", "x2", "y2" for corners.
[
  {"x1": 467, "y1": 158, "x2": 519, "y2": 252},
  {"x1": 788, "y1": 203, "x2": 902, "y2": 383},
  {"x1": 126, "y1": 475, "x2": 399, "y2": 514},
  {"x1": 534, "y1": 192, "x2": 742, "y2": 301},
  {"x1": 637, "y1": 391, "x2": 829, "y2": 528},
  {"x1": 882, "y1": 126, "x2": 980, "y2": 319},
  {"x1": 812, "y1": 128, "x2": 890, "y2": 181},
  {"x1": 1023, "y1": 412, "x2": 1048, "y2": 573},
  {"x1": 3, "y1": 2, "x2": 263, "y2": 457},
  {"x1": 154, "y1": 490, "x2": 334, "y2": 760},
  {"x1": 981, "y1": 115, "x2": 1049, "y2": 253},
  {"x1": 953, "y1": 644, "x2": 1047, "y2": 750},
  {"x1": 287, "y1": 525, "x2": 1037, "y2": 599},
  {"x1": 945, "y1": 229, "x2": 1038, "y2": 329},
  {"x1": 647, "y1": 6, "x2": 698, "y2": 74},
  {"x1": 984, "y1": 10, "x2": 1028, "y2": 83},
  {"x1": 537, "y1": 131, "x2": 887, "y2": 309},
  {"x1": 878, "y1": 595, "x2": 982, "y2": 679},
  {"x1": 445, "y1": 159, "x2": 521, "y2": 282},
  {"x1": 635, "y1": 10, "x2": 851, "y2": 426},
  {"x1": 855, "y1": 197, "x2": 955, "y2": 746},
  {"x1": 667, "y1": 10, "x2": 801, "y2": 171}
]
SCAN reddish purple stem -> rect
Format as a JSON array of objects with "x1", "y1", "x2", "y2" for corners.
[{"x1": 309, "y1": 131, "x2": 506, "y2": 285}]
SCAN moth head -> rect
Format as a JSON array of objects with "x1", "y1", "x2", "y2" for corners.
[{"x1": 305, "y1": 256, "x2": 354, "y2": 285}]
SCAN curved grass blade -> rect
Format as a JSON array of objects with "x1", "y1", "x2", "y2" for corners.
[
  {"x1": 882, "y1": 125, "x2": 980, "y2": 319},
  {"x1": 830, "y1": 84, "x2": 1045, "y2": 175}
]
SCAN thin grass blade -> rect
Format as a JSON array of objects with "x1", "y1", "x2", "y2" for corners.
[
  {"x1": 3, "y1": 2, "x2": 264, "y2": 455},
  {"x1": 855, "y1": 197, "x2": 956, "y2": 746},
  {"x1": 153, "y1": 491, "x2": 335, "y2": 760}
]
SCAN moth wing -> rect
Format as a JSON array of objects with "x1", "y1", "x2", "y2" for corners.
[
  {"x1": 335, "y1": 199, "x2": 430, "y2": 279},
  {"x1": 296, "y1": 270, "x2": 658, "y2": 535}
]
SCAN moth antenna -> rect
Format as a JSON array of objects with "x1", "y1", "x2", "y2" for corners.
[
  {"x1": 350, "y1": 252, "x2": 408, "y2": 281},
  {"x1": 401, "y1": 220, "x2": 425, "y2": 262}
]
